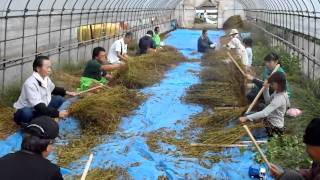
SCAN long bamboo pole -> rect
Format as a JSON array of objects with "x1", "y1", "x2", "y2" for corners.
[
  {"x1": 191, "y1": 143, "x2": 249, "y2": 148},
  {"x1": 75, "y1": 85, "x2": 106, "y2": 96},
  {"x1": 243, "y1": 125, "x2": 271, "y2": 168},
  {"x1": 227, "y1": 52, "x2": 246, "y2": 77},
  {"x1": 80, "y1": 154, "x2": 94, "y2": 180}
]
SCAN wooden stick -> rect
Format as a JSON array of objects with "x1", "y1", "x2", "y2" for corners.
[
  {"x1": 243, "y1": 125, "x2": 271, "y2": 168},
  {"x1": 80, "y1": 154, "x2": 94, "y2": 180},
  {"x1": 227, "y1": 52, "x2": 246, "y2": 77},
  {"x1": 191, "y1": 143, "x2": 249, "y2": 148},
  {"x1": 238, "y1": 140, "x2": 268, "y2": 144},
  {"x1": 245, "y1": 64, "x2": 280, "y2": 114},
  {"x1": 75, "y1": 85, "x2": 105, "y2": 96},
  {"x1": 214, "y1": 106, "x2": 243, "y2": 110}
]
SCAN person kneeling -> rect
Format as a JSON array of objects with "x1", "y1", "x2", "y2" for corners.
[
  {"x1": 0, "y1": 116, "x2": 63, "y2": 180},
  {"x1": 239, "y1": 72, "x2": 290, "y2": 137},
  {"x1": 80, "y1": 47, "x2": 122, "y2": 91},
  {"x1": 14, "y1": 56, "x2": 76, "y2": 125}
]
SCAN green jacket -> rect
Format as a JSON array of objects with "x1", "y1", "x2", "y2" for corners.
[
  {"x1": 152, "y1": 34, "x2": 161, "y2": 48},
  {"x1": 78, "y1": 76, "x2": 107, "y2": 91}
]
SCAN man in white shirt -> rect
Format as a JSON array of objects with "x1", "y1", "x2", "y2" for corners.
[{"x1": 107, "y1": 32, "x2": 133, "y2": 64}]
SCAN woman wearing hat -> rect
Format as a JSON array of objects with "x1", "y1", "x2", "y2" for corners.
[{"x1": 227, "y1": 29, "x2": 249, "y2": 67}]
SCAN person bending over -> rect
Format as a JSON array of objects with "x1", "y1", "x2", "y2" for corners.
[
  {"x1": 13, "y1": 56, "x2": 76, "y2": 125},
  {"x1": 107, "y1": 32, "x2": 133, "y2": 64},
  {"x1": 198, "y1": 29, "x2": 215, "y2": 53},
  {"x1": 138, "y1": 30, "x2": 156, "y2": 55},
  {"x1": 80, "y1": 47, "x2": 122, "y2": 91}
]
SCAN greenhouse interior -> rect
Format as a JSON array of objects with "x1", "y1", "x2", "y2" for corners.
[{"x1": 0, "y1": 0, "x2": 320, "y2": 179}]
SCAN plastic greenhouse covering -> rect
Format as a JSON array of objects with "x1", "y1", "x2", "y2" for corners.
[
  {"x1": 0, "y1": 0, "x2": 320, "y2": 179},
  {"x1": 1, "y1": 0, "x2": 320, "y2": 91}
]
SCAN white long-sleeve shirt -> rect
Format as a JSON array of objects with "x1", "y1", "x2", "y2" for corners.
[
  {"x1": 14, "y1": 74, "x2": 56, "y2": 109},
  {"x1": 247, "y1": 88, "x2": 290, "y2": 128},
  {"x1": 246, "y1": 47, "x2": 253, "y2": 67}
]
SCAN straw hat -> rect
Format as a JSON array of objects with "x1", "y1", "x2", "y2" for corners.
[{"x1": 229, "y1": 29, "x2": 239, "y2": 36}]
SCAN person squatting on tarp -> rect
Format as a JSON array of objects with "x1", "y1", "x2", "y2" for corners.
[
  {"x1": 269, "y1": 117, "x2": 320, "y2": 180},
  {"x1": 0, "y1": 116, "x2": 63, "y2": 180},
  {"x1": 197, "y1": 29, "x2": 216, "y2": 53},
  {"x1": 80, "y1": 47, "x2": 124, "y2": 91},
  {"x1": 13, "y1": 56, "x2": 77, "y2": 125},
  {"x1": 239, "y1": 72, "x2": 290, "y2": 137},
  {"x1": 245, "y1": 52, "x2": 292, "y2": 104},
  {"x1": 107, "y1": 32, "x2": 133, "y2": 65},
  {"x1": 139, "y1": 30, "x2": 156, "y2": 55}
]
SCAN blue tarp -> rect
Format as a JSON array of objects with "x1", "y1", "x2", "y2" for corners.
[{"x1": 0, "y1": 29, "x2": 270, "y2": 179}]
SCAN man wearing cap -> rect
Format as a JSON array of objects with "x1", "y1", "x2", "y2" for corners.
[
  {"x1": 198, "y1": 29, "x2": 216, "y2": 53},
  {"x1": 269, "y1": 117, "x2": 320, "y2": 180},
  {"x1": 13, "y1": 56, "x2": 77, "y2": 125},
  {"x1": 0, "y1": 116, "x2": 63, "y2": 180},
  {"x1": 138, "y1": 30, "x2": 156, "y2": 55},
  {"x1": 227, "y1": 29, "x2": 249, "y2": 67}
]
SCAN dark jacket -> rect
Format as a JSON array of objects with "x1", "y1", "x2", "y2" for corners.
[
  {"x1": 0, "y1": 150, "x2": 63, "y2": 180},
  {"x1": 300, "y1": 162, "x2": 320, "y2": 180},
  {"x1": 139, "y1": 35, "x2": 155, "y2": 54},
  {"x1": 198, "y1": 36, "x2": 213, "y2": 53}
]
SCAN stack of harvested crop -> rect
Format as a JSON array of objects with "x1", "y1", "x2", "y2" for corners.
[
  {"x1": 0, "y1": 106, "x2": 17, "y2": 139},
  {"x1": 222, "y1": 15, "x2": 244, "y2": 31},
  {"x1": 112, "y1": 46, "x2": 185, "y2": 88},
  {"x1": 69, "y1": 86, "x2": 145, "y2": 131}
]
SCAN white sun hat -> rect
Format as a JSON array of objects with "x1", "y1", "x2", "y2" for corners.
[{"x1": 229, "y1": 29, "x2": 239, "y2": 36}]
